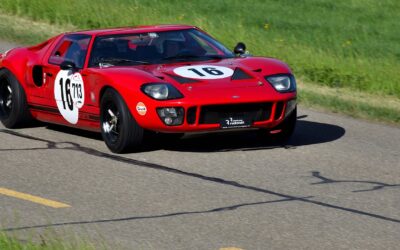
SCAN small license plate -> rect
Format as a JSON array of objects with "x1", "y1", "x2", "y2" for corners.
[{"x1": 220, "y1": 117, "x2": 251, "y2": 129}]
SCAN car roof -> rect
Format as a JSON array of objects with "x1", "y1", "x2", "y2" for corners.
[{"x1": 67, "y1": 24, "x2": 197, "y2": 37}]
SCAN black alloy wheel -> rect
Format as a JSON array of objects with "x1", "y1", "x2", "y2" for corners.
[
  {"x1": 100, "y1": 88, "x2": 144, "y2": 153},
  {"x1": 0, "y1": 74, "x2": 13, "y2": 120},
  {"x1": 0, "y1": 69, "x2": 32, "y2": 128}
]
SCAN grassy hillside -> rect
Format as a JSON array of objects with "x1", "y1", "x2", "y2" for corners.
[{"x1": 0, "y1": 0, "x2": 399, "y2": 123}]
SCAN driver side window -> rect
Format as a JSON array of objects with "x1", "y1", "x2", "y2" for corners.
[{"x1": 49, "y1": 34, "x2": 91, "y2": 69}]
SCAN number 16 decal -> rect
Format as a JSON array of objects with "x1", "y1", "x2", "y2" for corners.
[
  {"x1": 173, "y1": 65, "x2": 234, "y2": 79},
  {"x1": 54, "y1": 70, "x2": 85, "y2": 124}
]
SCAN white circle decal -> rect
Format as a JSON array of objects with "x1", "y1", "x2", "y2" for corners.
[
  {"x1": 173, "y1": 65, "x2": 234, "y2": 79},
  {"x1": 54, "y1": 70, "x2": 85, "y2": 124},
  {"x1": 136, "y1": 102, "x2": 147, "y2": 116}
]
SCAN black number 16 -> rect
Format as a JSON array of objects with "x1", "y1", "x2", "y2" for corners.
[
  {"x1": 59, "y1": 78, "x2": 74, "y2": 111},
  {"x1": 188, "y1": 67, "x2": 224, "y2": 77}
]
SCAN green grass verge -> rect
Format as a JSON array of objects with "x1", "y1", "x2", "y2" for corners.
[
  {"x1": 0, "y1": 1, "x2": 399, "y2": 125},
  {"x1": 0, "y1": 233, "x2": 96, "y2": 250},
  {"x1": 0, "y1": 10, "x2": 73, "y2": 45},
  {"x1": 299, "y1": 84, "x2": 400, "y2": 125}
]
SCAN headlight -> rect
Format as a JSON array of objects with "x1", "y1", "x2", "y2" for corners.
[
  {"x1": 157, "y1": 107, "x2": 184, "y2": 126},
  {"x1": 265, "y1": 74, "x2": 296, "y2": 93},
  {"x1": 141, "y1": 83, "x2": 183, "y2": 100}
]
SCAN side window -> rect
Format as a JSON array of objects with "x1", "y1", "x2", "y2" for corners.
[{"x1": 49, "y1": 34, "x2": 91, "y2": 69}]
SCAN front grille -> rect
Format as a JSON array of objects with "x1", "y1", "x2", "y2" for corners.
[
  {"x1": 274, "y1": 102, "x2": 284, "y2": 120},
  {"x1": 186, "y1": 107, "x2": 197, "y2": 124},
  {"x1": 199, "y1": 103, "x2": 272, "y2": 124}
]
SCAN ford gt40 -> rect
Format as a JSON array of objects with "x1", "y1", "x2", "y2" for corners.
[{"x1": 0, "y1": 25, "x2": 297, "y2": 153}]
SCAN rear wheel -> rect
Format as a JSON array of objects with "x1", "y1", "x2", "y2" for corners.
[
  {"x1": 100, "y1": 89, "x2": 144, "y2": 153},
  {"x1": 0, "y1": 69, "x2": 32, "y2": 128}
]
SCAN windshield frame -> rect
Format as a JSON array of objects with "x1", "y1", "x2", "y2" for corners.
[{"x1": 87, "y1": 28, "x2": 235, "y2": 68}]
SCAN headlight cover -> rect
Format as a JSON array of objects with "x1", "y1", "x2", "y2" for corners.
[
  {"x1": 141, "y1": 83, "x2": 183, "y2": 100},
  {"x1": 157, "y1": 107, "x2": 184, "y2": 126},
  {"x1": 265, "y1": 74, "x2": 296, "y2": 93}
]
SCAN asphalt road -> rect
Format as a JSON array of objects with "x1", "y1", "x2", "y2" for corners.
[{"x1": 1, "y1": 42, "x2": 400, "y2": 250}]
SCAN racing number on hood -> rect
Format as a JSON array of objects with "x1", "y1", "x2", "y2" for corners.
[
  {"x1": 54, "y1": 70, "x2": 85, "y2": 124},
  {"x1": 173, "y1": 65, "x2": 234, "y2": 79}
]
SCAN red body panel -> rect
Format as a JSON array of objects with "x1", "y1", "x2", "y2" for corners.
[{"x1": 0, "y1": 25, "x2": 296, "y2": 133}]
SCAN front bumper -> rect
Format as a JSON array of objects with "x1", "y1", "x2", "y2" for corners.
[{"x1": 134, "y1": 97, "x2": 297, "y2": 133}]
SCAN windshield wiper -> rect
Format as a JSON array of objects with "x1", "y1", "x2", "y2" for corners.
[{"x1": 98, "y1": 58, "x2": 151, "y2": 66}]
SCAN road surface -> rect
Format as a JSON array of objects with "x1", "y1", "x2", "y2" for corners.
[{"x1": 1, "y1": 42, "x2": 399, "y2": 250}]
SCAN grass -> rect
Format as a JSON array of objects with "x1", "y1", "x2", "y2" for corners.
[
  {"x1": 0, "y1": 0, "x2": 399, "y2": 124},
  {"x1": 0, "y1": 232, "x2": 96, "y2": 250},
  {"x1": 0, "y1": 11, "x2": 73, "y2": 45},
  {"x1": 299, "y1": 81, "x2": 400, "y2": 124}
]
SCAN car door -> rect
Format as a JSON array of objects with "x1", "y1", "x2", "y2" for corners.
[{"x1": 42, "y1": 34, "x2": 92, "y2": 125}]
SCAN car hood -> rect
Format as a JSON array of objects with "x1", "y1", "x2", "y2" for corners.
[
  {"x1": 141, "y1": 56, "x2": 291, "y2": 88},
  {"x1": 90, "y1": 56, "x2": 293, "y2": 101},
  {"x1": 152, "y1": 59, "x2": 259, "y2": 88}
]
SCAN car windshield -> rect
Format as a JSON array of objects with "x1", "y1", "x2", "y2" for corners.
[{"x1": 88, "y1": 28, "x2": 234, "y2": 67}]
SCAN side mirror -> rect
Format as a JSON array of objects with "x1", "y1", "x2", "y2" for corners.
[
  {"x1": 234, "y1": 42, "x2": 246, "y2": 55},
  {"x1": 60, "y1": 60, "x2": 76, "y2": 70}
]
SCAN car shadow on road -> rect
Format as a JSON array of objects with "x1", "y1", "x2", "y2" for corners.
[
  {"x1": 44, "y1": 116, "x2": 346, "y2": 153},
  {"x1": 156, "y1": 119, "x2": 346, "y2": 152},
  {"x1": 46, "y1": 124, "x2": 103, "y2": 140}
]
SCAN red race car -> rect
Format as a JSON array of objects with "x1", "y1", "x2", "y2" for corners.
[{"x1": 0, "y1": 25, "x2": 297, "y2": 153}]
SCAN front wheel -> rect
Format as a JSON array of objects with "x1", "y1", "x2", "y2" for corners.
[
  {"x1": 258, "y1": 107, "x2": 297, "y2": 143},
  {"x1": 100, "y1": 89, "x2": 144, "y2": 153}
]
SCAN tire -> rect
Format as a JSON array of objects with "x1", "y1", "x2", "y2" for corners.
[
  {"x1": 100, "y1": 88, "x2": 144, "y2": 153},
  {"x1": 0, "y1": 68, "x2": 32, "y2": 128},
  {"x1": 258, "y1": 107, "x2": 297, "y2": 143},
  {"x1": 274, "y1": 107, "x2": 297, "y2": 142}
]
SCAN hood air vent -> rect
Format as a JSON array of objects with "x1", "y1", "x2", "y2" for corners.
[
  {"x1": 231, "y1": 68, "x2": 253, "y2": 80},
  {"x1": 167, "y1": 74, "x2": 200, "y2": 84}
]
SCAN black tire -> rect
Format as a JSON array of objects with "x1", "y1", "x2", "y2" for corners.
[
  {"x1": 0, "y1": 68, "x2": 32, "y2": 128},
  {"x1": 100, "y1": 88, "x2": 144, "y2": 153},
  {"x1": 274, "y1": 107, "x2": 297, "y2": 142},
  {"x1": 258, "y1": 107, "x2": 297, "y2": 143}
]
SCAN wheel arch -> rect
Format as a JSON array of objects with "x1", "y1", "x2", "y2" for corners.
[
  {"x1": 97, "y1": 83, "x2": 146, "y2": 126},
  {"x1": 98, "y1": 85, "x2": 115, "y2": 106},
  {"x1": 0, "y1": 67, "x2": 25, "y2": 91},
  {"x1": 0, "y1": 48, "x2": 33, "y2": 91}
]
